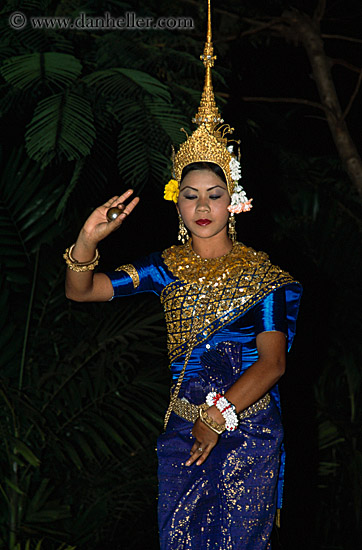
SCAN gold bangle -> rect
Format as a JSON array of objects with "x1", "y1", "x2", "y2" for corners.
[
  {"x1": 63, "y1": 244, "x2": 100, "y2": 272},
  {"x1": 199, "y1": 404, "x2": 225, "y2": 435}
]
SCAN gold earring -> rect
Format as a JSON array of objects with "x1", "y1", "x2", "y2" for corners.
[
  {"x1": 178, "y1": 214, "x2": 189, "y2": 245},
  {"x1": 228, "y1": 213, "x2": 237, "y2": 243}
]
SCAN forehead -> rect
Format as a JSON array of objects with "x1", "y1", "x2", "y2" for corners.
[{"x1": 179, "y1": 169, "x2": 227, "y2": 190}]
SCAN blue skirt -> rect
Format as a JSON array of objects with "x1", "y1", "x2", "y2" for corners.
[{"x1": 157, "y1": 376, "x2": 283, "y2": 550}]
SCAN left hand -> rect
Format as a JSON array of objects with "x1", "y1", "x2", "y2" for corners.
[{"x1": 185, "y1": 412, "x2": 221, "y2": 467}]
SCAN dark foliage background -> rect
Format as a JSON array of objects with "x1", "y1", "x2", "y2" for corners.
[{"x1": 0, "y1": 0, "x2": 361, "y2": 549}]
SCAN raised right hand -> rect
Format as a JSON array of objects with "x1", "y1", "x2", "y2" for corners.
[{"x1": 80, "y1": 190, "x2": 139, "y2": 247}]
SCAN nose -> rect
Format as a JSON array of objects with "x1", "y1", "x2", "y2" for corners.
[{"x1": 196, "y1": 196, "x2": 210, "y2": 212}]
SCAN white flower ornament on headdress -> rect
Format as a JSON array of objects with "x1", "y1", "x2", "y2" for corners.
[
  {"x1": 229, "y1": 155, "x2": 242, "y2": 181},
  {"x1": 226, "y1": 146, "x2": 253, "y2": 213}
]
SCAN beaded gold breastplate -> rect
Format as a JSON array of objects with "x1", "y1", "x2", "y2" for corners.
[{"x1": 160, "y1": 242, "x2": 295, "y2": 362}]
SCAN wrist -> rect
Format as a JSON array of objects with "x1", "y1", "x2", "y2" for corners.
[
  {"x1": 205, "y1": 392, "x2": 239, "y2": 432},
  {"x1": 206, "y1": 405, "x2": 224, "y2": 425},
  {"x1": 74, "y1": 231, "x2": 98, "y2": 261},
  {"x1": 64, "y1": 243, "x2": 100, "y2": 272}
]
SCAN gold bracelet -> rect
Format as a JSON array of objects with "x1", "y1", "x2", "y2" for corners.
[
  {"x1": 63, "y1": 244, "x2": 100, "y2": 272},
  {"x1": 199, "y1": 403, "x2": 225, "y2": 435}
]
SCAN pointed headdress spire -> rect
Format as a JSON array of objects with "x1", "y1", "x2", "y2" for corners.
[{"x1": 192, "y1": 0, "x2": 223, "y2": 131}]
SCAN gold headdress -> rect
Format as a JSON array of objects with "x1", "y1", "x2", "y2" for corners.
[{"x1": 164, "y1": 0, "x2": 252, "y2": 213}]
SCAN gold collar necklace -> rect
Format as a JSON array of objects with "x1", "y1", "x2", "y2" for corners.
[
  {"x1": 162, "y1": 241, "x2": 251, "y2": 286},
  {"x1": 187, "y1": 241, "x2": 234, "y2": 262}
]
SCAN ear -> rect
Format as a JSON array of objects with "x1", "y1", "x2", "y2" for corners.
[{"x1": 176, "y1": 204, "x2": 180, "y2": 215}]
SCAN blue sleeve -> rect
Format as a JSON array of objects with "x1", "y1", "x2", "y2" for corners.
[
  {"x1": 106, "y1": 251, "x2": 174, "y2": 298},
  {"x1": 253, "y1": 287, "x2": 287, "y2": 336},
  {"x1": 253, "y1": 283, "x2": 302, "y2": 351}
]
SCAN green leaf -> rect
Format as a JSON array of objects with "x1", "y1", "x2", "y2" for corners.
[
  {"x1": 55, "y1": 158, "x2": 85, "y2": 218},
  {"x1": 0, "y1": 147, "x2": 63, "y2": 285},
  {"x1": 0, "y1": 52, "x2": 82, "y2": 91},
  {"x1": 318, "y1": 420, "x2": 345, "y2": 450},
  {"x1": 85, "y1": 67, "x2": 171, "y2": 101},
  {"x1": 79, "y1": 424, "x2": 114, "y2": 458},
  {"x1": 11, "y1": 437, "x2": 41, "y2": 467},
  {"x1": 0, "y1": 272, "x2": 19, "y2": 367},
  {"x1": 86, "y1": 413, "x2": 126, "y2": 449},
  {"x1": 24, "y1": 478, "x2": 72, "y2": 524},
  {"x1": 5, "y1": 477, "x2": 26, "y2": 496},
  {"x1": 25, "y1": 91, "x2": 96, "y2": 167},
  {"x1": 60, "y1": 440, "x2": 84, "y2": 470}
]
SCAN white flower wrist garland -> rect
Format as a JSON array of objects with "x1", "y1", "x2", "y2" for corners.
[{"x1": 205, "y1": 392, "x2": 239, "y2": 432}]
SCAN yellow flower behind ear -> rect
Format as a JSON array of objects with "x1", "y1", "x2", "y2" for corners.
[{"x1": 164, "y1": 179, "x2": 179, "y2": 203}]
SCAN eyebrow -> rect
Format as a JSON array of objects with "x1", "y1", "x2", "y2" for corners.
[{"x1": 180, "y1": 185, "x2": 226, "y2": 192}]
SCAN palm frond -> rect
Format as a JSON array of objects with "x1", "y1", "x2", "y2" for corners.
[
  {"x1": 318, "y1": 420, "x2": 345, "y2": 452},
  {"x1": 144, "y1": 96, "x2": 189, "y2": 143},
  {"x1": 55, "y1": 158, "x2": 85, "y2": 219},
  {"x1": 0, "y1": 85, "x2": 25, "y2": 119},
  {"x1": 92, "y1": 28, "x2": 206, "y2": 84},
  {"x1": 84, "y1": 67, "x2": 171, "y2": 101},
  {"x1": 0, "y1": 147, "x2": 63, "y2": 286},
  {"x1": 0, "y1": 272, "x2": 19, "y2": 369},
  {"x1": 23, "y1": 478, "x2": 71, "y2": 525},
  {"x1": 0, "y1": 53, "x2": 82, "y2": 91},
  {"x1": 14, "y1": 541, "x2": 76, "y2": 550},
  {"x1": 25, "y1": 91, "x2": 96, "y2": 167},
  {"x1": 115, "y1": 95, "x2": 187, "y2": 189}
]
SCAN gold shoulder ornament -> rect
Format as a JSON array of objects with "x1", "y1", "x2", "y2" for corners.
[{"x1": 115, "y1": 264, "x2": 140, "y2": 289}]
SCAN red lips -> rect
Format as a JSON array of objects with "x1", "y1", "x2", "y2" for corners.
[{"x1": 196, "y1": 219, "x2": 211, "y2": 226}]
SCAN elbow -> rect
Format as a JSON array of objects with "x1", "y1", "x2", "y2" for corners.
[
  {"x1": 263, "y1": 356, "x2": 286, "y2": 385},
  {"x1": 65, "y1": 283, "x2": 75, "y2": 301},
  {"x1": 65, "y1": 293, "x2": 88, "y2": 302},
  {"x1": 274, "y1": 356, "x2": 286, "y2": 380},
  {"x1": 65, "y1": 285, "x2": 87, "y2": 302},
  {"x1": 65, "y1": 289, "x2": 78, "y2": 301}
]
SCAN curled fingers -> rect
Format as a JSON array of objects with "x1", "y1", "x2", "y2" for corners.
[
  {"x1": 106, "y1": 193, "x2": 139, "y2": 224},
  {"x1": 185, "y1": 441, "x2": 212, "y2": 467}
]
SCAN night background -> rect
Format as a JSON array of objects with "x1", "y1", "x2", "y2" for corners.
[{"x1": 0, "y1": 0, "x2": 361, "y2": 549}]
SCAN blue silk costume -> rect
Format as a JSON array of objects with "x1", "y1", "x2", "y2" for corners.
[{"x1": 107, "y1": 242, "x2": 302, "y2": 550}]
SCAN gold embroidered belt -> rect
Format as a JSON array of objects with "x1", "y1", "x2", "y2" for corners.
[{"x1": 172, "y1": 393, "x2": 271, "y2": 424}]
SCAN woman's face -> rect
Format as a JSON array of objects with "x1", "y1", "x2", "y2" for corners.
[{"x1": 177, "y1": 169, "x2": 230, "y2": 241}]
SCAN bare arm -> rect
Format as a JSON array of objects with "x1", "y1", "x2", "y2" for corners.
[
  {"x1": 65, "y1": 190, "x2": 139, "y2": 302},
  {"x1": 186, "y1": 331, "x2": 286, "y2": 466},
  {"x1": 223, "y1": 331, "x2": 286, "y2": 413}
]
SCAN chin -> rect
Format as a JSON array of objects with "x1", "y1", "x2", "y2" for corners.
[{"x1": 190, "y1": 227, "x2": 227, "y2": 240}]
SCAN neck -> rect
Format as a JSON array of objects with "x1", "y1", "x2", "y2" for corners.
[{"x1": 190, "y1": 233, "x2": 233, "y2": 259}]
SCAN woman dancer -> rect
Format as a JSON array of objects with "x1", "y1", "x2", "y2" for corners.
[{"x1": 65, "y1": 3, "x2": 302, "y2": 548}]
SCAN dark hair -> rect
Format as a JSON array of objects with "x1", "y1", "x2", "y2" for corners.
[{"x1": 180, "y1": 162, "x2": 227, "y2": 185}]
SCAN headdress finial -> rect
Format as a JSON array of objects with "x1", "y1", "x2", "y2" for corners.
[{"x1": 192, "y1": 0, "x2": 222, "y2": 132}]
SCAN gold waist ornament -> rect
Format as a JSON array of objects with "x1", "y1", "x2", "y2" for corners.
[{"x1": 172, "y1": 393, "x2": 271, "y2": 425}]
